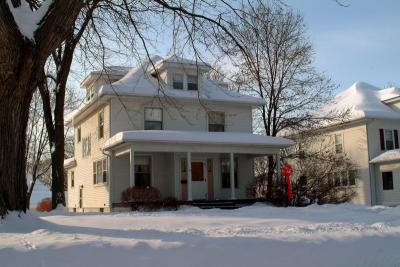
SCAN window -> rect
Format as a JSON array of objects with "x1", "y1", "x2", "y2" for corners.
[
  {"x1": 208, "y1": 112, "x2": 225, "y2": 132},
  {"x1": 340, "y1": 171, "x2": 348, "y2": 186},
  {"x1": 82, "y1": 135, "x2": 91, "y2": 158},
  {"x1": 335, "y1": 134, "x2": 343, "y2": 154},
  {"x1": 70, "y1": 171, "x2": 75, "y2": 188},
  {"x1": 187, "y1": 75, "x2": 198, "y2": 90},
  {"x1": 135, "y1": 156, "x2": 151, "y2": 187},
  {"x1": 93, "y1": 158, "x2": 108, "y2": 184},
  {"x1": 86, "y1": 87, "x2": 95, "y2": 101},
  {"x1": 98, "y1": 111, "x2": 104, "y2": 139},
  {"x1": 333, "y1": 173, "x2": 341, "y2": 187},
  {"x1": 221, "y1": 158, "x2": 238, "y2": 188},
  {"x1": 348, "y1": 170, "x2": 357, "y2": 186},
  {"x1": 380, "y1": 129, "x2": 399, "y2": 150},
  {"x1": 384, "y1": 130, "x2": 394, "y2": 150},
  {"x1": 172, "y1": 73, "x2": 184, "y2": 89},
  {"x1": 144, "y1": 108, "x2": 163, "y2": 130},
  {"x1": 77, "y1": 127, "x2": 81, "y2": 143},
  {"x1": 382, "y1": 171, "x2": 393, "y2": 190}
]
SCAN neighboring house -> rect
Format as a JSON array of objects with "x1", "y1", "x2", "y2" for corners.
[
  {"x1": 293, "y1": 82, "x2": 400, "y2": 206},
  {"x1": 64, "y1": 55, "x2": 293, "y2": 212}
]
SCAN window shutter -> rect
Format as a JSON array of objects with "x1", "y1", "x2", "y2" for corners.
[
  {"x1": 394, "y1": 130, "x2": 399, "y2": 149},
  {"x1": 379, "y1": 129, "x2": 385, "y2": 150}
]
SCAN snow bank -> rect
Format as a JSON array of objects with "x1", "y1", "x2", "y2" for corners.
[
  {"x1": 1, "y1": 204, "x2": 400, "y2": 267},
  {"x1": 6, "y1": 0, "x2": 53, "y2": 41}
]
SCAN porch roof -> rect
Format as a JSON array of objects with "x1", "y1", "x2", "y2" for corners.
[
  {"x1": 370, "y1": 149, "x2": 400, "y2": 164},
  {"x1": 103, "y1": 130, "x2": 294, "y2": 151}
]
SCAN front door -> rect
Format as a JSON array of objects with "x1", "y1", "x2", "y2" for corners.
[{"x1": 191, "y1": 161, "x2": 208, "y2": 199}]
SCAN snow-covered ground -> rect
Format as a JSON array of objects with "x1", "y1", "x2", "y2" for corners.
[{"x1": 1, "y1": 203, "x2": 400, "y2": 267}]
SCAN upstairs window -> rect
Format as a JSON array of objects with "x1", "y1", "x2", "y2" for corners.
[
  {"x1": 93, "y1": 158, "x2": 108, "y2": 184},
  {"x1": 187, "y1": 75, "x2": 198, "y2": 91},
  {"x1": 98, "y1": 111, "x2": 104, "y2": 139},
  {"x1": 382, "y1": 171, "x2": 393, "y2": 190},
  {"x1": 335, "y1": 134, "x2": 343, "y2": 154},
  {"x1": 380, "y1": 129, "x2": 399, "y2": 150},
  {"x1": 221, "y1": 158, "x2": 238, "y2": 188},
  {"x1": 77, "y1": 127, "x2": 81, "y2": 143},
  {"x1": 144, "y1": 108, "x2": 163, "y2": 130},
  {"x1": 86, "y1": 87, "x2": 95, "y2": 101},
  {"x1": 172, "y1": 73, "x2": 184, "y2": 89},
  {"x1": 208, "y1": 112, "x2": 225, "y2": 132},
  {"x1": 82, "y1": 135, "x2": 91, "y2": 158}
]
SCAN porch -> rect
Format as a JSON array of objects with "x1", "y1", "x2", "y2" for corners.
[{"x1": 104, "y1": 130, "x2": 293, "y2": 204}]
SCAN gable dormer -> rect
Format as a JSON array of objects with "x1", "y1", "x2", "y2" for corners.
[
  {"x1": 81, "y1": 66, "x2": 131, "y2": 102},
  {"x1": 151, "y1": 55, "x2": 211, "y2": 91}
]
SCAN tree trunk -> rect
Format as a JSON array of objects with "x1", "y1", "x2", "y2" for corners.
[{"x1": 0, "y1": 66, "x2": 36, "y2": 217}]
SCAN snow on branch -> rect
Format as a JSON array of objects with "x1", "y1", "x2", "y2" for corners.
[{"x1": 6, "y1": 0, "x2": 53, "y2": 41}]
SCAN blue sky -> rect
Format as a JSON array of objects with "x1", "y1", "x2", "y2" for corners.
[{"x1": 286, "y1": 0, "x2": 400, "y2": 91}]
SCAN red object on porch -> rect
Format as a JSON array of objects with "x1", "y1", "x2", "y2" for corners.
[{"x1": 281, "y1": 164, "x2": 293, "y2": 202}]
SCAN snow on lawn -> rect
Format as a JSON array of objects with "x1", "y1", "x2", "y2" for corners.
[{"x1": 1, "y1": 204, "x2": 400, "y2": 267}]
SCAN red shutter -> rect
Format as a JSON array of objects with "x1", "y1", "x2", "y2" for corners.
[
  {"x1": 394, "y1": 130, "x2": 399, "y2": 149},
  {"x1": 379, "y1": 129, "x2": 385, "y2": 150}
]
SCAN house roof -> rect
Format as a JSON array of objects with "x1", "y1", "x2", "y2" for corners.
[
  {"x1": 64, "y1": 157, "x2": 77, "y2": 169},
  {"x1": 99, "y1": 56, "x2": 265, "y2": 106},
  {"x1": 319, "y1": 82, "x2": 400, "y2": 122},
  {"x1": 103, "y1": 130, "x2": 294, "y2": 150},
  {"x1": 370, "y1": 150, "x2": 400, "y2": 164}
]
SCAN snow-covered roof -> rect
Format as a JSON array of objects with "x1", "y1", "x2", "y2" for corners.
[
  {"x1": 99, "y1": 56, "x2": 264, "y2": 106},
  {"x1": 64, "y1": 157, "x2": 76, "y2": 169},
  {"x1": 103, "y1": 130, "x2": 294, "y2": 150},
  {"x1": 320, "y1": 82, "x2": 400, "y2": 122},
  {"x1": 370, "y1": 150, "x2": 400, "y2": 164}
]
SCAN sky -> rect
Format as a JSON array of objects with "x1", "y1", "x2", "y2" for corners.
[
  {"x1": 72, "y1": 0, "x2": 400, "y2": 95},
  {"x1": 286, "y1": 0, "x2": 400, "y2": 92}
]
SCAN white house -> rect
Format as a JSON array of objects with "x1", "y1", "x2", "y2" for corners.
[
  {"x1": 297, "y1": 82, "x2": 400, "y2": 206},
  {"x1": 64, "y1": 55, "x2": 293, "y2": 212}
]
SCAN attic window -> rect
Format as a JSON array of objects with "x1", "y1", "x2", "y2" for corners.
[
  {"x1": 172, "y1": 73, "x2": 184, "y2": 89},
  {"x1": 187, "y1": 75, "x2": 198, "y2": 90}
]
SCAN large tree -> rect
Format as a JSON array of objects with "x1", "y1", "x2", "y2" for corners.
[
  {"x1": 0, "y1": 0, "x2": 84, "y2": 217},
  {"x1": 212, "y1": 1, "x2": 337, "y2": 200}
]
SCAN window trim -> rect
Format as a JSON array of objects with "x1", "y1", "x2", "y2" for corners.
[
  {"x1": 144, "y1": 107, "x2": 163, "y2": 130},
  {"x1": 208, "y1": 111, "x2": 225, "y2": 132},
  {"x1": 93, "y1": 158, "x2": 108, "y2": 185}
]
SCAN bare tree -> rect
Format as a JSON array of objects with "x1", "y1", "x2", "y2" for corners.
[
  {"x1": 211, "y1": 1, "x2": 337, "y2": 200},
  {"x1": 285, "y1": 133, "x2": 357, "y2": 206}
]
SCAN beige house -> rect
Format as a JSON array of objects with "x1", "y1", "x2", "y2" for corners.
[
  {"x1": 295, "y1": 82, "x2": 400, "y2": 206},
  {"x1": 64, "y1": 55, "x2": 293, "y2": 212}
]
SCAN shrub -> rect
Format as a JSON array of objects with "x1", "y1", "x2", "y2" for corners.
[
  {"x1": 162, "y1": 197, "x2": 178, "y2": 210},
  {"x1": 121, "y1": 186, "x2": 162, "y2": 211},
  {"x1": 36, "y1": 197, "x2": 52, "y2": 212}
]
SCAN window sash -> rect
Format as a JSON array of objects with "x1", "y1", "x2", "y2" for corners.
[
  {"x1": 82, "y1": 136, "x2": 91, "y2": 158},
  {"x1": 93, "y1": 159, "x2": 108, "y2": 184},
  {"x1": 135, "y1": 156, "x2": 151, "y2": 187},
  {"x1": 77, "y1": 127, "x2": 81, "y2": 143},
  {"x1": 172, "y1": 74, "x2": 184, "y2": 89},
  {"x1": 220, "y1": 158, "x2": 238, "y2": 188},
  {"x1": 384, "y1": 130, "x2": 394, "y2": 150},
  {"x1": 334, "y1": 134, "x2": 343, "y2": 154},
  {"x1": 382, "y1": 172, "x2": 394, "y2": 190},
  {"x1": 98, "y1": 111, "x2": 104, "y2": 139},
  {"x1": 187, "y1": 75, "x2": 198, "y2": 90},
  {"x1": 208, "y1": 112, "x2": 225, "y2": 132},
  {"x1": 71, "y1": 171, "x2": 74, "y2": 188}
]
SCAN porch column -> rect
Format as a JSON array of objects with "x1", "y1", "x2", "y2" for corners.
[
  {"x1": 230, "y1": 152, "x2": 236, "y2": 199},
  {"x1": 130, "y1": 147, "x2": 135, "y2": 187},
  {"x1": 187, "y1": 152, "x2": 193, "y2": 201}
]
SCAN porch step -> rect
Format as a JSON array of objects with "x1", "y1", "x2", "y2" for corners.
[{"x1": 192, "y1": 199, "x2": 256, "y2": 210}]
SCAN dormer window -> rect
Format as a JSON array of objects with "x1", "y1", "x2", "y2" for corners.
[
  {"x1": 86, "y1": 87, "x2": 95, "y2": 101},
  {"x1": 172, "y1": 73, "x2": 184, "y2": 89},
  {"x1": 187, "y1": 75, "x2": 198, "y2": 91}
]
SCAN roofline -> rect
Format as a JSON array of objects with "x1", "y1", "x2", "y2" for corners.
[
  {"x1": 383, "y1": 95, "x2": 400, "y2": 104},
  {"x1": 370, "y1": 158, "x2": 400, "y2": 164}
]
